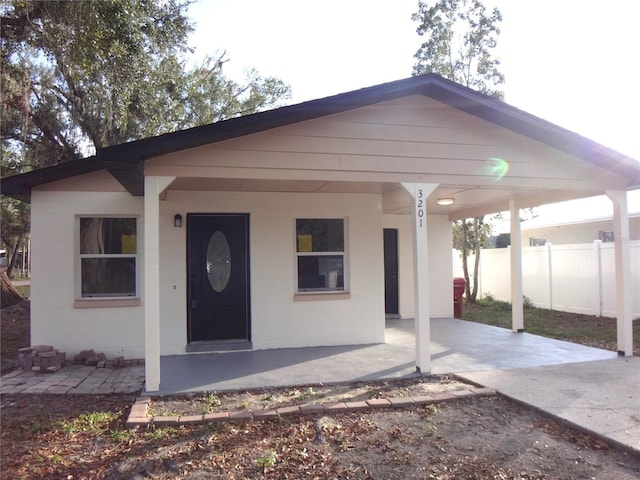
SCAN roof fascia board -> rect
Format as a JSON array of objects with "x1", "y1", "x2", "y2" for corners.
[
  {"x1": 3, "y1": 74, "x2": 639, "y2": 200},
  {"x1": 0, "y1": 156, "x2": 102, "y2": 203}
]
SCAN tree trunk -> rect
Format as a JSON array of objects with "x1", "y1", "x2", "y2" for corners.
[
  {"x1": 470, "y1": 217, "x2": 482, "y2": 303},
  {"x1": 6, "y1": 234, "x2": 24, "y2": 277},
  {"x1": 1, "y1": 271, "x2": 25, "y2": 308},
  {"x1": 460, "y1": 220, "x2": 471, "y2": 301}
]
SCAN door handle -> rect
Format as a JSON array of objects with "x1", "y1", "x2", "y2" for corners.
[{"x1": 191, "y1": 299, "x2": 197, "y2": 309}]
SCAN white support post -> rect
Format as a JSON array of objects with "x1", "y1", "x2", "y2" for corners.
[
  {"x1": 606, "y1": 190, "x2": 633, "y2": 356},
  {"x1": 593, "y1": 240, "x2": 603, "y2": 317},
  {"x1": 144, "y1": 176, "x2": 176, "y2": 392},
  {"x1": 546, "y1": 242, "x2": 553, "y2": 311},
  {"x1": 401, "y1": 182, "x2": 438, "y2": 373},
  {"x1": 509, "y1": 200, "x2": 524, "y2": 332}
]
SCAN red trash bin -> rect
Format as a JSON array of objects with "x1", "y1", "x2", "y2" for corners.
[{"x1": 453, "y1": 277, "x2": 466, "y2": 318}]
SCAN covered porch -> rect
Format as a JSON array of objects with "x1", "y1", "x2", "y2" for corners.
[
  {"x1": 2, "y1": 75, "x2": 638, "y2": 396},
  {"x1": 152, "y1": 317, "x2": 616, "y2": 394},
  {"x1": 134, "y1": 78, "x2": 638, "y2": 393}
]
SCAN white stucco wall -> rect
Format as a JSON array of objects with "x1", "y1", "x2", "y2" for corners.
[
  {"x1": 383, "y1": 214, "x2": 453, "y2": 319},
  {"x1": 427, "y1": 215, "x2": 455, "y2": 317},
  {"x1": 159, "y1": 190, "x2": 386, "y2": 354},
  {"x1": 30, "y1": 190, "x2": 145, "y2": 358},
  {"x1": 29, "y1": 186, "x2": 451, "y2": 359}
]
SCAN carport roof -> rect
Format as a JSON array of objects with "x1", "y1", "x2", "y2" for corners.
[{"x1": 2, "y1": 73, "x2": 640, "y2": 203}]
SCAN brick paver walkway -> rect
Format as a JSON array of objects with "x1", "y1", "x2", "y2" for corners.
[
  {"x1": 0, "y1": 365, "x2": 144, "y2": 394},
  {"x1": 126, "y1": 386, "x2": 496, "y2": 428}
]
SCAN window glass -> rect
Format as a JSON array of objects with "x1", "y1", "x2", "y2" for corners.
[
  {"x1": 206, "y1": 231, "x2": 232, "y2": 293},
  {"x1": 296, "y1": 219, "x2": 343, "y2": 252},
  {"x1": 81, "y1": 258, "x2": 136, "y2": 297},
  {"x1": 80, "y1": 218, "x2": 137, "y2": 254},
  {"x1": 295, "y1": 219, "x2": 345, "y2": 292},
  {"x1": 297, "y1": 255, "x2": 344, "y2": 291},
  {"x1": 599, "y1": 231, "x2": 614, "y2": 242},
  {"x1": 79, "y1": 217, "x2": 137, "y2": 298}
]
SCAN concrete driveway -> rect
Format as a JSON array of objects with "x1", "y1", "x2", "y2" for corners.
[{"x1": 458, "y1": 357, "x2": 640, "y2": 454}]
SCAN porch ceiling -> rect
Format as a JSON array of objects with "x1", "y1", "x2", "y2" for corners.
[{"x1": 167, "y1": 177, "x2": 598, "y2": 217}]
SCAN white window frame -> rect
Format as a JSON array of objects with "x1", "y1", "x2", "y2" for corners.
[
  {"x1": 294, "y1": 217, "x2": 349, "y2": 294},
  {"x1": 75, "y1": 216, "x2": 140, "y2": 301}
]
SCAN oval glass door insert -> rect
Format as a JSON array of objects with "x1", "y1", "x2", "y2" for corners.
[{"x1": 206, "y1": 231, "x2": 231, "y2": 293}]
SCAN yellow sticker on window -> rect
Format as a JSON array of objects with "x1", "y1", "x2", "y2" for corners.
[
  {"x1": 121, "y1": 235, "x2": 137, "y2": 254},
  {"x1": 297, "y1": 234, "x2": 312, "y2": 252}
]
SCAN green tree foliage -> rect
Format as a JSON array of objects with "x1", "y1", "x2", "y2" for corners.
[
  {"x1": 1, "y1": 0, "x2": 291, "y2": 169},
  {"x1": 0, "y1": 0, "x2": 291, "y2": 277},
  {"x1": 0, "y1": 197, "x2": 29, "y2": 277},
  {"x1": 412, "y1": 0, "x2": 504, "y2": 302},
  {"x1": 412, "y1": 0, "x2": 504, "y2": 98},
  {"x1": 1, "y1": 0, "x2": 195, "y2": 167}
]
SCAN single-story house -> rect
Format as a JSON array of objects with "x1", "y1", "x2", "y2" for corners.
[
  {"x1": 524, "y1": 212, "x2": 640, "y2": 246},
  {"x1": 3, "y1": 74, "x2": 639, "y2": 392}
]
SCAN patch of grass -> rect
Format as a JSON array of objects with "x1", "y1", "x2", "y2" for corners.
[
  {"x1": 285, "y1": 386, "x2": 318, "y2": 401},
  {"x1": 110, "y1": 429, "x2": 135, "y2": 442},
  {"x1": 24, "y1": 421, "x2": 49, "y2": 434},
  {"x1": 145, "y1": 426, "x2": 180, "y2": 441},
  {"x1": 462, "y1": 296, "x2": 640, "y2": 354},
  {"x1": 255, "y1": 449, "x2": 278, "y2": 470},
  {"x1": 55, "y1": 411, "x2": 121, "y2": 435},
  {"x1": 204, "y1": 393, "x2": 222, "y2": 412}
]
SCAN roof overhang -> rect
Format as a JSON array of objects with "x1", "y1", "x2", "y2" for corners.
[
  {"x1": 1, "y1": 156, "x2": 103, "y2": 202},
  {"x1": 2, "y1": 74, "x2": 640, "y2": 207}
]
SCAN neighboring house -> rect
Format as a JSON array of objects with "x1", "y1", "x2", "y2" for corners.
[
  {"x1": 523, "y1": 213, "x2": 640, "y2": 247},
  {"x1": 2, "y1": 74, "x2": 639, "y2": 392}
]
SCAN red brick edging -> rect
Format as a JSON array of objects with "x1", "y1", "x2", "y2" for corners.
[{"x1": 125, "y1": 387, "x2": 495, "y2": 428}]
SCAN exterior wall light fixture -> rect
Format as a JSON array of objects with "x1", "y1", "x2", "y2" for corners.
[
  {"x1": 174, "y1": 214, "x2": 183, "y2": 228},
  {"x1": 437, "y1": 198, "x2": 455, "y2": 206}
]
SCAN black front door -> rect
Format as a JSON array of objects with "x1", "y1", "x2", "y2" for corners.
[
  {"x1": 188, "y1": 214, "x2": 250, "y2": 343},
  {"x1": 383, "y1": 228, "x2": 399, "y2": 317}
]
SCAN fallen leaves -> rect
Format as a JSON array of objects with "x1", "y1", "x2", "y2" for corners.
[{"x1": 2, "y1": 393, "x2": 640, "y2": 479}]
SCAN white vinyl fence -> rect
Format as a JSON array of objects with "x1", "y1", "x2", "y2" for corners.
[{"x1": 453, "y1": 240, "x2": 640, "y2": 318}]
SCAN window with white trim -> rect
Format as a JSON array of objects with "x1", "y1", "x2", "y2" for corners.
[
  {"x1": 599, "y1": 230, "x2": 614, "y2": 242},
  {"x1": 296, "y1": 219, "x2": 346, "y2": 292},
  {"x1": 529, "y1": 237, "x2": 546, "y2": 246},
  {"x1": 79, "y1": 217, "x2": 138, "y2": 297}
]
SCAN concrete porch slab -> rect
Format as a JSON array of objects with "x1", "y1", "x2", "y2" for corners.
[{"x1": 153, "y1": 318, "x2": 617, "y2": 394}]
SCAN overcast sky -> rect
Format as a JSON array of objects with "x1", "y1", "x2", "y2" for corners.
[
  {"x1": 187, "y1": 0, "x2": 639, "y2": 160},
  {"x1": 186, "y1": 0, "x2": 640, "y2": 221}
]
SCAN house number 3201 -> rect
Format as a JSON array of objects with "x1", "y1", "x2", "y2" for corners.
[{"x1": 416, "y1": 188, "x2": 425, "y2": 227}]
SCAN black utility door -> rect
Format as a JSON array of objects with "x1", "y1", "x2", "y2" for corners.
[
  {"x1": 383, "y1": 228, "x2": 399, "y2": 317},
  {"x1": 188, "y1": 214, "x2": 249, "y2": 343}
]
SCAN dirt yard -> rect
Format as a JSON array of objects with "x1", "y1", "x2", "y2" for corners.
[
  {"x1": 2, "y1": 387, "x2": 640, "y2": 479},
  {"x1": 0, "y1": 300, "x2": 29, "y2": 373},
  {"x1": 2, "y1": 302, "x2": 640, "y2": 478}
]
